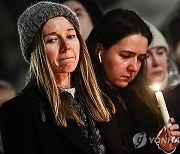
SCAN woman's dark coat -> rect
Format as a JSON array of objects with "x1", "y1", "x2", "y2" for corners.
[
  {"x1": 101, "y1": 84, "x2": 164, "y2": 154},
  {"x1": 120, "y1": 89, "x2": 164, "y2": 154},
  {"x1": 164, "y1": 84, "x2": 180, "y2": 154},
  {"x1": 0, "y1": 84, "x2": 128, "y2": 154}
]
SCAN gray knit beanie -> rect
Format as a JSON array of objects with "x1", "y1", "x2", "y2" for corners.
[{"x1": 18, "y1": 1, "x2": 80, "y2": 63}]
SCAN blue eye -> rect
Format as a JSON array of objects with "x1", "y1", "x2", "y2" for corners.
[
  {"x1": 67, "y1": 34, "x2": 76, "y2": 39},
  {"x1": 47, "y1": 38, "x2": 58, "y2": 44}
]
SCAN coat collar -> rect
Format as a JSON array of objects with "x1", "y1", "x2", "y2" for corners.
[{"x1": 24, "y1": 83, "x2": 93, "y2": 153}]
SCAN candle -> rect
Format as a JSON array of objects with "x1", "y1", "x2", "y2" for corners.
[{"x1": 153, "y1": 84, "x2": 171, "y2": 134}]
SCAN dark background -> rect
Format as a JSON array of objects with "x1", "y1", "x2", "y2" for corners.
[{"x1": 1, "y1": 0, "x2": 180, "y2": 92}]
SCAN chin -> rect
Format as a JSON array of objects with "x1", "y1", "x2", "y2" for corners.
[
  {"x1": 66, "y1": 67, "x2": 77, "y2": 73},
  {"x1": 153, "y1": 77, "x2": 164, "y2": 83},
  {"x1": 64, "y1": 63, "x2": 78, "y2": 72},
  {"x1": 118, "y1": 82, "x2": 129, "y2": 88}
]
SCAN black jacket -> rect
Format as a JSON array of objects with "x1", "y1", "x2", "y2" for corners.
[
  {"x1": 164, "y1": 84, "x2": 180, "y2": 154},
  {"x1": 120, "y1": 89, "x2": 164, "y2": 154},
  {"x1": 165, "y1": 84, "x2": 180, "y2": 126},
  {"x1": 101, "y1": 83, "x2": 164, "y2": 154},
  {"x1": 0, "y1": 83, "x2": 127, "y2": 154}
]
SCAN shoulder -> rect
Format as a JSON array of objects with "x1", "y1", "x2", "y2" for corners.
[
  {"x1": 122, "y1": 88, "x2": 160, "y2": 134},
  {"x1": 172, "y1": 84, "x2": 180, "y2": 93},
  {"x1": 165, "y1": 84, "x2": 180, "y2": 101},
  {"x1": 165, "y1": 84, "x2": 180, "y2": 107},
  {"x1": 2, "y1": 84, "x2": 40, "y2": 109},
  {"x1": 0, "y1": 84, "x2": 44, "y2": 123}
]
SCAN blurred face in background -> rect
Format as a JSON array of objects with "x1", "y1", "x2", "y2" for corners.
[
  {"x1": 175, "y1": 41, "x2": 180, "y2": 65},
  {"x1": 99, "y1": 34, "x2": 148, "y2": 89},
  {"x1": 146, "y1": 47, "x2": 167, "y2": 84},
  {"x1": 62, "y1": 0, "x2": 93, "y2": 40},
  {"x1": 0, "y1": 89, "x2": 15, "y2": 106}
]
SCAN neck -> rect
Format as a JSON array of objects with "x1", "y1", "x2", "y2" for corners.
[
  {"x1": 148, "y1": 72, "x2": 168, "y2": 91},
  {"x1": 159, "y1": 72, "x2": 168, "y2": 91},
  {"x1": 55, "y1": 73, "x2": 71, "y2": 88}
]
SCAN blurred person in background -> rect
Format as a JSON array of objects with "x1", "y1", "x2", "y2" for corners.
[
  {"x1": 0, "y1": 80, "x2": 16, "y2": 154},
  {"x1": 0, "y1": 80, "x2": 16, "y2": 106},
  {"x1": 146, "y1": 23, "x2": 180, "y2": 92},
  {"x1": 167, "y1": 15, "x2": 180, "y2": 73},
  {"x1": 146, "y1": 23, "x2": 180, "y2": 153},
  {"x1": 60, "y1": 0, "x2": 103, "y2": 40}
]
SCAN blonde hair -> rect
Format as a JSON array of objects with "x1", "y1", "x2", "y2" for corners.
[{"x1": 27, "y1": 24, "x2": 115, "y2": 127}]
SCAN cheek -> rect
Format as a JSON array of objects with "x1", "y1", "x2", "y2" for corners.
[
  {"x1": 102, "y1": 60, "x2": 124, "y2": 79},
  {"x1": 73, "y1": 42, "x2": 80, "y2": 61},
  {"x1": 162, "y1": 58, "x2": 167, "y2": 69},
  {"x1": 134, "y1": 68, "x2": 140, "y2": 77},
  {"x1": 46, "y1": 51, "x2": 57, "y2": 63},
  {"x1": 146, "y1": 58, "x2": 154, "y2": 73},
  {"x1": 132, "y1": 62, "x2": 143, "y2": 79},
  {"x1": 46, "y1": 43, "x2": 58, "y2": 58},
  {"x1": 135, "y1": 63, "x2": 141, "y2": 72},
  {"x1": 146, "y1": 57, "x2": 152, "y2": 66},
  {"x1": 46, "y1": 49, "x2": 59, "y2": 68}
]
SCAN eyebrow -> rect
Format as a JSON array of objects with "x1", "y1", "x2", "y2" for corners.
[
  {"x1": 121, "y1": 50, "x2": 147, "y2": 56},
  {"x1": 44, "y1": 28, "x2": 75, "y2": 37},
  {"x1": 74, "y1": 8, "x2": 83, "y2": 13},
  {"x1": 121, "y1": 50, "x2": 135, "y2": 55},
  {"x1": 67, "y1": 28, "x2": 75, "y2": 32}
]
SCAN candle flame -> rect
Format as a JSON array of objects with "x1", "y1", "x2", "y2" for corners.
[{"x1": 153, "y1": 83, "x2": 160, "y2": 91}]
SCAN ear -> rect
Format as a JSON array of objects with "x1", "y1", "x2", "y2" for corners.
[
  {"x1": 95, "y1": 43, "x2": 104, "y2": 63},
  {"x1": 98, "y1": 51, "x2": 102, "y2": 63}
]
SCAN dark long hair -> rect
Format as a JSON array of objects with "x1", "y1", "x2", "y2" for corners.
[{"x1": 87, "y1": 8, "x2": 162, "y2": 123}]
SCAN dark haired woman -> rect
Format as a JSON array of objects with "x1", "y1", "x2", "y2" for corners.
[{"x1": 87, "y1": 9, "x2": 180, "y2": 153}]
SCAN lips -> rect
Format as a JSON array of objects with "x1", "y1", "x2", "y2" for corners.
[
  {"x1": 59, "y1": 57, "x2": 74, "y2": 61},
  {"x1": 122, "y1": 76, "x2": 133, "y2": 82},
  {"x1": 152, "y1": 71, "x2": 163, "y2": 76}
]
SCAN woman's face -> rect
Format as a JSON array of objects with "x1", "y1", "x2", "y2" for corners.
[
  {"x1": 43, "y1": 17, "x2": 80, "y2": 75},
  {"x1": 62, "y1": 0, "x2": 93, "y2": 40},
  {"x1": 146, "y1": 47, "x2": 167, "y2": 84},
  {"x1": 100, "y1": 34, "x2": 148, "y2": 89}
]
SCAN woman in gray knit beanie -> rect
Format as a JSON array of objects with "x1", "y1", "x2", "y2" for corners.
[{"x1": 0, "y1": 1, "x2": 116, "y2": 154}]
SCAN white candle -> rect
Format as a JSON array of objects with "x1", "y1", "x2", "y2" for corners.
[{"x1": 153, "y1": 84, "x2": 171, "y2": 134}]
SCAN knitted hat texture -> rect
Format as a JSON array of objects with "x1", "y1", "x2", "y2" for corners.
[
  {"x1": 148, "y1": 23, "x2": 169, "y2": 54},
  {"x1": 17, "y1": 1, "x2": 80, "y2": 63}
]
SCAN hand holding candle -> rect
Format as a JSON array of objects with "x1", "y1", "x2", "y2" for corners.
[
  {"x1": 153, "y1": 84, "x2": 171, "y2": 135},
  {"x1": 152, "y1": 84, "x2": 180, "y2": 153}
]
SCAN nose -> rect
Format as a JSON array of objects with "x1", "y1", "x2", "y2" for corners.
[
  {"x1": 128, "y1": 58, "x2": 139, "y2": 72},
  {"x1": 61, "y1": 39, "x2": 70, "y2": 53},
  {"x1": 151, "y1": 53, "x2": 160, "y2": 67}
]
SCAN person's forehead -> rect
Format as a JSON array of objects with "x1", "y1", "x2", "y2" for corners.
[{"x1": 63, "y1": 1, "x2": 85, "y2": 12}]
